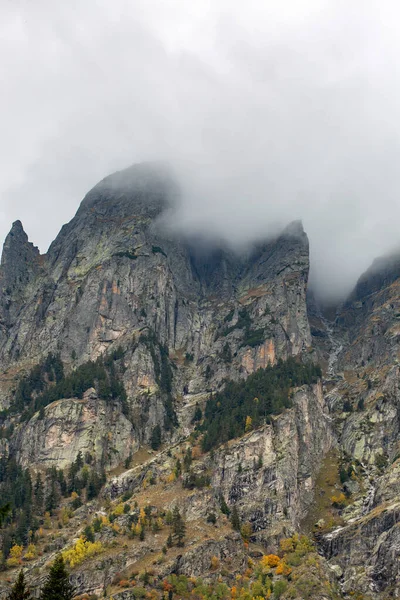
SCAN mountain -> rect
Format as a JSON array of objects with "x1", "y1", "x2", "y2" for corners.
[{"x1": 0, "y1": 163, "x2": 398, "y2": 599}]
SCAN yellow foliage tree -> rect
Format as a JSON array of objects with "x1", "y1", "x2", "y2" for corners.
[
  {"x1": 331, "y1": 493, "x2": 346, "y2": 508},
  {"x1": 60, "y1": 507, "x2": 70, "y2": 526},
  {"x1": 276, "y1": 560, "x2": 292, "y2": 576},
  {"x1": 260, "y1": 554, "x2": 280, "y2": 568},
  {"x1": 114, "y1": 503, "x2": 125, "y2": 516},
  {"x1": 280, "y1": 536, "x2": 296, "y2": 553},
  {"x1": 24, "y1": 544, "x2": 37, "y2": 561},
  {"x1": 245, "y1": 416, "x2": 253, "y2": 433},
  {"x1": 240, "y1": 522, "x2": 253, "y2": 542},
  {"x1": 62, "y1": 536, "x2": 104, "y2": 568},
  {"x1": 6, "y1": 545, "x2": 23, "y2": 568},
  {"x1": 44, "y1": 512, "x2": 52, "y2": 529}
]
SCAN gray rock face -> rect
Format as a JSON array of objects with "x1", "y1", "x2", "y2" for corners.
[
  {"x1": 308, "y1": 248, "x2": 400, "y2": 599},
  {"x1": 0, "y1": 163, "x2": 312, "y2": 457},
  {"x1": 0, "y1": 220, "x2": 41, "y2": 294},
  {"x1": 0, "y1": 163, "x2": 344, "y2": 599},
  {"x1": 14, "y1": 389, "x2": 138, "y2": 470},
  {"x1": 211, "y1": 382, "x2": 333, "y2": 545},
  {"x1": 0, "y1": 220, "x2": 41, "y2": 345}
]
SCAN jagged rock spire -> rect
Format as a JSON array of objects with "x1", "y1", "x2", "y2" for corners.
[{"x1": 0, "y1": 220, "x2": 40, "y2": 293}]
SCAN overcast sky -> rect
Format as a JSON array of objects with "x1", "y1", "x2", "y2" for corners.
[{"x1": 1, "y1": 0, "x2": 400, "y2": 302}]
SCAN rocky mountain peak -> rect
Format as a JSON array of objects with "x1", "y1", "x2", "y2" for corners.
[
  {"x1": 0, "y1": 220, "x2": 40, "y2": 292},
  {"x1": 351, "y1": 250, "x2": 400, "y2": 302},
  {"x1": 77, "y1": 161, "x2": 178, "y2": 220}
]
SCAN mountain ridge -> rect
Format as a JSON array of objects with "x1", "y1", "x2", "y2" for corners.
[{"x1": 0, "y1": 165, "x2": 399, "y2": 599}]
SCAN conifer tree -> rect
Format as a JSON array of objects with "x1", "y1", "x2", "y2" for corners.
[
  {"x1": 40, "y1": 555, "x2": 74, "y2": 600},
  {"x1": 34, "y1": 474, "x2": 44, "y2": 515},
  {"x1": 183, "y1": 448, "x2": 192, "y2": 472},
  {"x1": 0, "y1": 503, "x2": 10, "y2": 526},
  {"x1": 7, "y1": 570, "x2": 31, "y2": 600},
  {"x1": 150, "y1": 425, "x2": 162, "y2": 450},
  {"x1": 172, "y1": 506, "x2": 186, "y2": 547},
  {"x1": 230, "y1": 506, "x2": 241, "y2": 531}
]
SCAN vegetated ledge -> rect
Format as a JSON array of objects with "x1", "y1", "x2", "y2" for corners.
[{"x1": 200, "y1": 357, "x2": 322, "y2": 452}]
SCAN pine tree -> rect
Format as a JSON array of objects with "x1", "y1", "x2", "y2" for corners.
[
  {"x1": 230, "y1": 506, "x2": 241, "y2": 531},
  {"x1": 0, "y1": 503, "x2": 10, "y2": 526},
  {"x1": 7, "y1": 570, "x2": 31, "y2": 600},
  {"x1": 45, "y1": 478, "x2": 59, "y2": 514},
  {"x1": 172, "y1": 506, "x2": 186, "y2": 547},
  {"x1": 150, "y1": 425, "x2": 162, "y2": 450},
  {"x1": 219, "y1": 495, "x2": 230, "y2": 516},
  {"x1": 34, "y1": 474, "x2": 44, "y2": 515},
  {"x1": 40, "y1": 555, "x2": 74, "y2": 600},
  {"x1": 183, "y1": 448, "x2": 192, "y2": 472},
  {"x1": 83, "y1": 525, "x2": 94, "y2": 543},
  {"x1": 75, "y1": 451, "x2": 84, "y2": 470}
]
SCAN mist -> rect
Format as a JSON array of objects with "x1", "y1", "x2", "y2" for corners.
[{"x1": 2, "y1": 1, "x2": 400, "y2": 302}]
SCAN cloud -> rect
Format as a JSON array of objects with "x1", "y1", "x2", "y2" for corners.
[{"x1": 1, "y1": 0, "x2": 400, "y2": 302}]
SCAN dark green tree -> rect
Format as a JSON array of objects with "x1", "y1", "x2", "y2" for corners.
[
  {"x1": 172, "y1": 506, "x2": 186, "y2": 547},
  {"x1": 40, "y1": 555, "x2": 74, "y2": 600},
  {"x1": 75, "y1": 451, "x2": 84, "y2": 470},
  {"x1": 192, "y1": 404, "x2": 202, "y2": 423},
  {"x1": 34, "y1": 474, "x2": 44, "y2": 515},
  {"x1": 7, "y1": 570, "x2": 31, "y2": 600},
  {"x1": 150, "y1": 425, "x2": 162, "y2": 451},
  {"x1": 45, "y1": 478, "x2": 59, "y2": 514},
  {"x1": 0, "y1": 503, "x2": 10, "y2": 526},
  {"x1": 230, "y1": 506, "x2": 241, "y2": 531},
  {"x1": 174, "y1": 459, "x2": 182, "y2": 478},
  {"x1": 219, "y1": 495, "x2": 230, "y2": 516},
  {"x1": 83, "y1": 525, "x2": 94, "y2": 543},
  {"x1": 183, "y1": 448, "x2": 192, "y2": 472}
]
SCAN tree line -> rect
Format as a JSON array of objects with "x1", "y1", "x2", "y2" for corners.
[
  {"x1": 7, "y1": 348, "x2": 127, "y2": 422},
  {"x1": 0, "y1": 451, "x2": 105, "y2": 564},
  {"x1": 201, "y1": 358, "x2": 322, "y2": 451}
]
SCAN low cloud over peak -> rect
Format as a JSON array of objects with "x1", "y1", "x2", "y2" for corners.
[{"x1": 2, "y1": 1, "x2": 400, "y2": 302}]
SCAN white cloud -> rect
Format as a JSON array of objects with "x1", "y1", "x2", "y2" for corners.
[{"x1": 1, "y1": 0, "x2": 400, "y2": 301}]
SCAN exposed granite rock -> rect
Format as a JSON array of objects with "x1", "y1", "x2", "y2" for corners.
[
  {"x1": 211, "y1": 382, "x2": 333, "y2": 545},
  {"x1": 173, "y1": 532, "x2": 246, "y2": 577},
  {"x1": 14, "y1": 389, "x2": 138, "y2": 470},
  {"x1": 0, "y1": 163, "x2": 312, "y2": 451}
]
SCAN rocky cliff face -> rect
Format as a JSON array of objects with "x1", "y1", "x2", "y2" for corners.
[
  {"x1": 306, "y1": 249, "x2": 400, "y2": 598},
  {"x1": 0, "y1": 164, "x2": 311, "y2": 450},
  {"x1": 2, "y1": 163, "x2": 400, "y2": 599}
]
